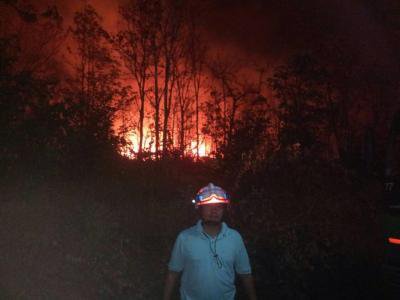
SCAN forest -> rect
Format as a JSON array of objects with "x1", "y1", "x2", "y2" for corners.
[{"x1": 1, "y1": 0, "x2": 400, "y2": 298}]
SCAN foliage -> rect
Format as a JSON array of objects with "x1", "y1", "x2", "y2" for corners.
[
  {"x1": 232, "y1": 157, "x2": 383, "y2": 299},
  {"x1": 0, "y1": 7, "x2": 66, "y2": 167},
  {"x1": 64, "y1": 4, "x2": 125, "y2": 162},
  {"x1": 0, "y1": 157, "x2": 384, "y2": 299},
  {"x1": 220, "y1": 95, "x2": 271, "y2": 185},
  {"x1": 268, "y1": 54, "x2": 332, "y2": 155},
  {"x1": 201, "y1": 89, "x2": 226, "y2": 156}
]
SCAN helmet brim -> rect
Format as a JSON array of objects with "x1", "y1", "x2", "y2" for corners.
[{"x1": 196, "y1": 195, "x2": 229, "y2": 206}]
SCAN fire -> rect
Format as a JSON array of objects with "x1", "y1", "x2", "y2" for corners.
[
  {"x1": 190, "y1": 140, "x2": 209, "y2": 157},
  {"x1": 120, "y1": 130, "x2": 210, "y2": 159},
  {"x1": 119, "y1": 129, "x2": 155, "y2": 158}
]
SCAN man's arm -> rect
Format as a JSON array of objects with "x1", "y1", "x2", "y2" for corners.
[
  {"x1": 239, "y1": 274, "x2": 257, "y2": 300},
  {"x1": 163, "y1": 270, "x2": 181, "y2": 300}
]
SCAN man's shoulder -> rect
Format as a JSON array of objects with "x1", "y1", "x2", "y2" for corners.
[
  {"x1": 225, "y1": 226, "x2": 243, "y2": 240},
  {"x1": 176, "y1": 223, "x2": 199, "y2": 240}
]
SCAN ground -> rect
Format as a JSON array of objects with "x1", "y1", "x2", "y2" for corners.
[{"x1": 0, "y1": 158, "x2": 386, "y2": 299}]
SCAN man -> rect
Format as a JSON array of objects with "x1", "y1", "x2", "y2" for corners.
[{"x1": 163, "y1": 183, "x2": 257, "y2": 300}]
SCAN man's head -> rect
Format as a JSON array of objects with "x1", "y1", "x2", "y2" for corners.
[
  {"x1": 193, "y1": 183, "x2": 229, "y2": 225},
  {"x1": 198, "y1": 203, "x2": 226, "y2": 225}
]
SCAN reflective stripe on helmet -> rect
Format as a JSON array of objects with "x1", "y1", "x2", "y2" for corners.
[
  {"x1": 196, "y1": 194, "x2": 229, "y2": 205},
  {"x1": 194, "y1": 183, "x2": 230, "y2": 206},
  {"x1": 388, "y1": 237, "x2": 400, "y2": 245}
]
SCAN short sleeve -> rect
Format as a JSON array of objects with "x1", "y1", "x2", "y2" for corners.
[
  {"x1": 168, "y1": 233, "x2": 185, "y2": 272},
  {"x1": 234, "y1": 234, "x2": 252, "y2": 275}
]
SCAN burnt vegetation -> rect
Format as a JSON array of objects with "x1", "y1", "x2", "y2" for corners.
[{"x1": 1, "y1": 0, "x2": 399, "y2": 299}]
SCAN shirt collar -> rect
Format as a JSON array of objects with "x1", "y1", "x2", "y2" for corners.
[{"x1": 195, "y1": 219, "x2": 228, "y2": 240}]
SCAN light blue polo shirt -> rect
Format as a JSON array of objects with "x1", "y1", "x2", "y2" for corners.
[{"x1": 168, "y1": 220, "x2": 252, "y2": 300}]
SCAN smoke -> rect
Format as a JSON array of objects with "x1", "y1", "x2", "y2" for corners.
[
  {"x1": 31, "y1": 0, "x2": 398, "y2": 71},
  {"x1": 34, "y1": 0, "x2": 121, "y2": 30},
  {"x1": 199, "y1": 0, "x2": 398, "y2": 70},
  {"x1": 25, "y1": 0, "x2": 398, "y2": 85}
]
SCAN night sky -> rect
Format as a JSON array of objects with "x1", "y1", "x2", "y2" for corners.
[{"x1": 37, "y1": 0, "x2": 399, "y2": 82}]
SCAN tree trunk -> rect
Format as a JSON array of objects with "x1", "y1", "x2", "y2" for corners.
[
  {"x1": 162, "y1": 59, "x2": 170, "y2": 156},
  {"x1": 154, "y1": 54, "x2": 160, "y2": 158},
  {"x1": 180, "y1": 106, "x2": 185, "y2": 156},
  {"x1": 194, "y1": 77, "x2": 200, "y2": 159},
  {"x1": 138, "y1": 84, "x2": 145, "y2": 156}
]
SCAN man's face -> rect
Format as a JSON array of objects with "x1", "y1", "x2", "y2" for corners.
[{"x1": 199, "y1": 203, "x2": 225, "y2": 225}]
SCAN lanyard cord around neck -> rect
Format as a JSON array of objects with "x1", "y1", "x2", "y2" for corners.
[{"x1": 203, "y1": 232, "x2": 223, "y2": 268}]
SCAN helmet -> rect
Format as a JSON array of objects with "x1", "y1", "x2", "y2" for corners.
[{"x1": 192, "y1": 183, "x2": 230, "y2": 207}]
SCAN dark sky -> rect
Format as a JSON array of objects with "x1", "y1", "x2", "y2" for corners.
[
  {"x1": 39, "y1": 0, "x2": 399, "y2": 76},
  {"x1": 201, "y1": 0, "x2": 398, "y2": 68}
]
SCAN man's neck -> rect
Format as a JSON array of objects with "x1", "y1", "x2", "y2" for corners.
[{"x1": 202, "y1": 221, "x2": 222, "y2": 238}]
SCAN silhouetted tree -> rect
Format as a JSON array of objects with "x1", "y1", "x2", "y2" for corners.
[
  {"x1": 202, "y1": 89, "x2": 225, "y2": 156},
  {"x1": 205, "y1": 57, "x2": 258, "y2": 155},
  {"x1": 0, "y1": 2, "x2": 66, "y2": 168},
  {"x1": 116, "y1": 0, "x2": 153, "y2": 157},
  {"x1": 223, "y1": 95, "x2": 270, "y2": 184},
  {"x1": 313, "y1": 37, "x2": 399, "y2": 165},
  {"x1": 147, "y1": 0, "x2": 163, "y2": 158},
  {"x1": 175, "y1": 61, "x2": 194, "y2": 156},
  {"x1": 268, "y1": 54, "x2": 330, "y2": 156},
  {"x1": 65, "y1": 4, "x2": 122, "y2": 163},
  {"x1": 186, "y1": 4, "x2": 207, "y2": 159},
  {"x1": 160, "y1": 0, "x2": 186, "y2": 157}
]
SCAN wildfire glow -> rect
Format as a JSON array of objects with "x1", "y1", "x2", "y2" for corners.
[
  {"x1": 190, "y1": 140, "x2": 209, "y2": 157},
  {"x1": 120, "y1": 130, "x2": 210, "y2": 159},
  {"x1": 120, "y1": 129, "x2": 155, "y2": 158}
]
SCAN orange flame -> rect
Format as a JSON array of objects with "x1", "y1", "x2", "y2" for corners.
[{"x1": 120, "y1": 130, "x2": 210, "y2": 159}]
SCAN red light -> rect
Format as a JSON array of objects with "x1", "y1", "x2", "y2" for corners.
[{"x1": 388, "y1": 237, "x2": 400, "y2": 245}]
